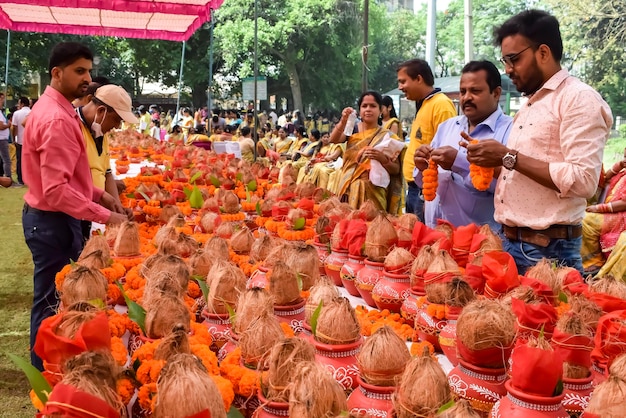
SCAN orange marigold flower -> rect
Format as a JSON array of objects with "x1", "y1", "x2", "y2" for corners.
[
  {"x1": 116, "y1": 376, "x2": 136, "y2": 406},
  {"x1": 137, "y1": 382, "x2": 157, "y2": 412},
  {"x1": 54, "y1": 264, "x2": 73, "y2": 291},
  {"x1": 29, "y1": 389, "x2": 44, "y2": 412},
  {"x1": 210, "y1": 374, "x2": 235, "y2": 411},
  {"x1": 111, "y1": 336, "x2": 129, "y2": 366},
  {"x1": 190, "y1": 343, "x2": 220, "y2": 375}
]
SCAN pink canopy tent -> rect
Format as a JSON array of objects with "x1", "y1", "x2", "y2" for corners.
[{"x1": 0, "y1": 0, "x2": 223, "y2": 41}]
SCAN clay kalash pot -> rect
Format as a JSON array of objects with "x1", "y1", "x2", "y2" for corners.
[
  {"x1": 324, "y1": 248, "x2": 348, "y2": 287},
  {"x1": 400, "y1": 289, "x2": 424, "y2": 323},
  {"x1": 201, "y1": 310, "x2": 232, "y2": 352},
  {"x1": 561, "y1": 375, "x2": 593, "y2": 416},
  {"x1": 347, "y1": 375, "x2": 394, "y2": 418},
  {"x1": 314, "y1": 337, "x2": 363, "y2": 392},
  {"x1": 414, "y1": 300, "x2": 447, "y2": 351},
  {"x1": 355, "y1": 259, "x2": 385, "y2": 308},
  {"x1": 438, "y1": 306, "x2": 463, "y2": 366},
  {"x1": 274, "y1": 298, "x2": 306, "y2": 334},
  {"x1": 340, "y1": 254, "x2": 365, "y2": 297},
  {"x1": 372, "y1": 270, "x2": 411, "y2": 313},
  {"x1": 253, "y1": 390, "x2": 289, "y2": 418},
  {"x1": 490, "y1": 380, "x2": 568, "y2": 418},
  {"x1": 448, "y1": 359, "x2": 508, "y2": 416},
  {"x1": 313, "y1": 240, "x2": 330, "y2": 277}
]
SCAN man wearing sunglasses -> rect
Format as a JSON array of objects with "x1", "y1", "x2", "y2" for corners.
[{"x1": 464, "y1": 10, "x2": 612, "y2": 275}]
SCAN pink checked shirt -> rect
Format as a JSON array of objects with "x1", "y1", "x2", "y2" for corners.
[
  {"x1": 495, "y1": 69, "x2": 613, "y2": 229},
  {"x1": 22, "y1": 86, "x2": 111, "y2": 223}
]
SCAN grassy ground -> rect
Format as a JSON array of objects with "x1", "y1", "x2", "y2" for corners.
[{"x1": 0, "y1": 185, "x2": 35, "y2": 417}]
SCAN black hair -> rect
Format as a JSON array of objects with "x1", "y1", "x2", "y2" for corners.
[
  {"x1": 48, "y1": 42, "x2": 93, "y2": 76},
  {"x1": 494, "y1": 9, "x2": 563, "y2": 61},
  {"x1": 396, "y1": 58, "x2": 435, "y2": 86},
  {"x1": 240, "y1": 126, "x2": 251, "y2": 136},
  {"x1": 381, "y1": 95, "x2": 398, "y2": 118},
  {"x1": 152, "y1": 119, "x2": 160, "y2": 128},
  {"x1": 18, "y1": 97, "x2": 29, "y2": 107},
  {"x1": 461, "y1": 60, "x2": 502, "y2": 92},
  {"x1": 171, "y1": 125, "x2": 182, "y2": 133},
  {"x1": 357, "y1": 90, "x2": 383, "y2": 109},
  {"x1": 224, "y1": 125, "x2": 234, "y2": 134},
  {"x1": 310, "y1": 129, "x2": 321, "y2": 141}
]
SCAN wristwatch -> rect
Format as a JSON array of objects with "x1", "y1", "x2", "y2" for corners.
[{"x1": 502, "y1": 150, "x2": 518, "y2": 170}]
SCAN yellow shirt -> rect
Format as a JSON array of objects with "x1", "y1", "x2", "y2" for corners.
[
  {"x1": 80, "y1": 123, "x2": 110, "y2": 189},
  {"x1": 403, "y1": 92, "x2": 456, "y2": 182}
]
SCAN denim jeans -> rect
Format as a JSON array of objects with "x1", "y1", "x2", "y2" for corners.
[
  {"x1": 23, "y1": 205, "x2": 83, "y2": 370},
  {"x1": 503, "y1": 235, "x2": 583, "y2": 276},
  {"x1": 406, "y1": 182, "x2": 424, "y2": 222},
  {"x1": 0, "y1": 139, "x2": 10, "y2": 178}
]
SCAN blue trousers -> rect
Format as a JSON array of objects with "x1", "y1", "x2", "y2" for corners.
[
  {"x1": 503, "y1": 235, "x2": 583, "y2": 276},
  {"x1": 22, "y1": 205, "x2": 83, "y2": 370},
  {"x1": 406, "y1": 181, "x2": 424, "y2": 222}
]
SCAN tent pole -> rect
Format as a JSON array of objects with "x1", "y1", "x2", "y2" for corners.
[
  {"x1": 207, "y1": 9, "x2": 214, "y2": 133},
  {"x1": 4, "y1": 30, "x2": 10, "y2": 98},
  {"x1": 175, "y1": 40, "x2": 186, "y2": 126}
]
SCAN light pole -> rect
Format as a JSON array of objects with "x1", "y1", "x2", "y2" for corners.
[{"x1": 93, "y1": 55, "x2": 101, "y2": 77}]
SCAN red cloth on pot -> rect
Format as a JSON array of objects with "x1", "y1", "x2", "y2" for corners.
[
  {"x1": 591, "y1": 309, "x2": 626, "y2": 372},
  {"x1": 456, "y1": 339, "x2": 513, "y2": 368},
  {"x1": 271, "y1": 202, "x2": 291, "y2": 221},
  {"x1": 463, "y1": 263, "x2": 485, "y2": 294},
  {"x1": 410, "y1": 221, "x2": 447, "y2": 255},
  {"x1": 451, "y1": 223, "x2": 478, "y2": 267},
  {"x1": 511, "y1": 342, "x2": 563, "y2": 397},
  {"x1": 340, "y1": 219, "x2": 368, "y2": 257},
  {"x1": 482, "y1": 251, "x2": 520, "y2": 298},
  {"x1": 296, "y1": 198, "x2": 315, "y2": 218},
  {"x1": 37, "y1": 383, "x2": 120, "y2": 418},
  {"x1": 551, "y1": 327, "x2": 593, "y2": 369},
  {"x1": 511, "y1": 298, "x2": 558, "y2": 336},
  {"x1": 520, "y1": 275, "x2": 557, "y2": 305}
]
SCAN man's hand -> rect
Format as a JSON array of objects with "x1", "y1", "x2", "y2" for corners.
[
  {"x1": 413, "y1": 144, "x2": 433, "y2": 171},
  {"x1": 107, "y1": 211, "x2": 128, "y2": 225},
  {"x1": 461, "y1": 132, "x2": 508, "y2": 167},
  {"x1": 99, "y1": 191, "x2": 126, "y2": 215},
  {"x1": 124, "y1": 207, "x2": 135, "y2": 221},
  {"x1": 430, "y1": 146, "x2": 458, "y2": 171}
]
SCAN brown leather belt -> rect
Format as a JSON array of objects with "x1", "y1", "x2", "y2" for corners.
[{"x1": 502, "y1": 224, "x2": 582, "y2": 248}]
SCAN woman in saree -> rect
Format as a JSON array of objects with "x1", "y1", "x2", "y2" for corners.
[
  {"x1": 581, "y1": 149, "x2": 626, "y2": 278},
  {"x1": 329, "y1": 91, "x2": 404, "y2": 213},
  {"x1": 291, "y1": 128, "x2": 321, "y2": 170},
  {"x1": 298, "y1": 131, "x2": 343, "y2": 188},
  {"x1": 380, "y1": 95, "x2": 401, "y2": 137},
  {"x1": 274, "y1": 127, "x2": 294, "y2": 155}
]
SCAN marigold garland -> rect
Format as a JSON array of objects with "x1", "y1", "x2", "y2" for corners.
[
  {"x1": 210, "y1": 374, "x2": 235, "y2": 412},
  {"x1": 136, "y1": 359, "x2": 165, "y2": 385},
  {"x1": 101, "y1": 262, "x2": 126, "y2": 283},
  {"x1": 277, "y1": 225, "x2": 315, "y2": 241},
  {"x1": 107, "y1": 309, "x2": 130, "y2": 337},
  {"x1": 468, "y1": 140, "x2": 494, "y2": 191},
  {"x1": 221, "y1": 212, "x2": 246, "y2": 222},
  {"x1": 187, "y1": 280, "x2": 202, "y2": 299},
  {"x1": 355, "y1": 305, "x2": 414, "y2": 341},
  {"x1": 190, "y1": 343, "x2": 220, "y2": 375},
  {"x1": 137, "y1": 382, "x2": 158, "y2": 411},
  {"x1": 54, "y1": 264, "x2": 73, "y2": 290},
  {"x1": 422, "y1": 159, "x2": 438, "y2": 201},
  {"x1": 111, "y1": 336, "x2": 129, "y2": 366},
  {"x1": 189, "y1": 321, "x2": 212, "y2": 347},
  {"x1": 220, "y1": 347, "x2": 261, "y2": 397}
]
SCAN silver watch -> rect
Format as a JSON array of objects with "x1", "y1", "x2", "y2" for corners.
[{"x1": 502, "y1": 150, "x2": 518, "y2": 170}]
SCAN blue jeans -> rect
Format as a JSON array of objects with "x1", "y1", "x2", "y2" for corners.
[
  {"x1": 15, "y1": 143, "x2": 22, "y2": 184},
  {"x1": 0, "y1": 139, "x2": 10, "y2": 178},
  {"x1": 503, "y1": 235, "x2": 583, "y2": 276},
  {"x1": 406, "y1": 182, "x2": 424, "y2": 222},
  {"x1": 22, "y1": 205, "x2": 83, "y2": 370}
]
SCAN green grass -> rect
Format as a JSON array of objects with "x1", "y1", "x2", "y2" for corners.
[
  {"x1": 0, "y1": 186, "x2": 36, "y2": 417},
  {"x1": 604, "y1": 134, "x2": 626, "y2": 168}
]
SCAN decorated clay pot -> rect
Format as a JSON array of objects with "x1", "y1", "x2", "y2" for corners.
[
  {"x1": 356, "y1": 259, "x2": 385, "y2": 308},
  {"x1": 234, "y1": 393, "x2": 261, "y2": 418},
  {"x1": 400, "y1": 289, "x2": 423, "y2": 323},
  {"x1": 127, "y1": 331, "x2": 156, "y2": 357},
  {"x1": 561, "y1": 375, "x2": 594, "y2": 416},
  {"x1": 247, "y1": 265, "x2": 270, "y2": 289},
  {"x1": 448, "y1": 359, "x2": 508, "y2": 416},
  {"x1": 347, "y1": 375, "x2": 394, "y2": 418},
  {"x1": 372, "y1": 271, "x2": 411, "y2": 313},
  {"x1": 313, "y1": 241, "x2": 330, "y2": 276},
  {"x1": 274, "y1": 298, "x2": 306, "y2": 334},
  {"x1": 590, "y1": 362, "x2": 607, "y2": 386},
  {"x1": 414, "y1": 301, "x2": 447, "y2": 351},
  {"x1": 491, "y1": 380, "x2": 568, "y2": 418},
  {"x1": 340, "y1": 254, "x2": 365, "y2": 297},
  {"x1": 253, "y1": 390, "x2": 290, "y2": 418},
  {"x1": 324, "y1": 248, "x2": 348, "y2": 287},
  {"x1": 217, "y1": 332, "x2": 239, "y2": 363},
  {"x1": 314, "y1": 337, "x2": 362, "y2": 392},
  {"x1": 438, "y1": 307, "x2": 462, "y2": 366},
  {"x1": 201, "y1": 310, "x2": 232, "y2": 352}
]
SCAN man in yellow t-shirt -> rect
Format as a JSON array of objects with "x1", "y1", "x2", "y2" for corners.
[{"x1": 397, "y1": 59, "x2": 456, "y2": 221}]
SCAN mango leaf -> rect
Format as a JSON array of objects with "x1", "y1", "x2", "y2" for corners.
[
  {"x1": 209, "y1": 175, "x2": 221, "y2": 187},
  {"x1": 225, "y1": 302, "x2": 237, "y2": 328},
  {"x1": 437, "y1": 399, "x2": 455, "y2": 413},
  {"x1": 183, "y1": 186, "x2": 193, "y2": 200},
  {"x1": 310, "y1": 300, "x2": 324, "y2": 337},
  {"x1": 116, "y1": 281, "x2": 146, "y2": 334},
  {"x1": 296, "y1": 273, "x2": 303, "y2": 292},
  {"x1": 227, "y1": 405, "x2": 245, "y2": 418},
  {"x1": 553, "y1": 378, "x2": 564, "y2": 396},
  {"x1": 88, "y1": 298, "x2": 106, "y2": 310},
  {"x1": 126, "y1": 192, "x2": 135, "y2": 198},
  {"x1": 138, "y1": 190, "x2": 151, "y2": 202},
  {"x1": 8, "y1": 354, "x2": 52, "y2": 405},
  {"x1": 189, "y1": 186, "x2": 205, "y2": 209},
  {"x1": 132, "y1": 358, "x2": 141, "y2": 373},
  {"x1": 189, "y1": 171, "x2": 202, "y2": 185},
  {"x1": 236, "y1": 172, "x2": 243, "y2": 182},
  {"x1": 247, "y1": 179, "x2": 257, "y2": 192},
  {"x1": 558, "y1": 291, "x2": 568, "y2": 303},
  {"x1": 246, "y1": 190, "x2": 251, "y2": 202},
  {"x1": 69, "y1": 258, "x2": 77, "y2": 267},
  {"x1": 255, "y1": 201, "x2": 262, "y2": 217},
  {"x1": 195, "y1": 277, "x2": 209, "y2": 304},
  {"x1": 293, "y1": 217, "x2": 306, "y2": 231}
]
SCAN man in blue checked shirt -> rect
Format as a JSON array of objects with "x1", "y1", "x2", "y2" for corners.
[{"x1": 413, "y1": 60, "x2": 513, "y2": 231}]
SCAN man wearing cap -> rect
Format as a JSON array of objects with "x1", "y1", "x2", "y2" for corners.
[{"x1": 21, "y1": 42, "x2": 130, "y2": 370}]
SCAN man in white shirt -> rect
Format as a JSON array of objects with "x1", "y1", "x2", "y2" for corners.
[
  {"x1": 0, "y1": 92, "x2": 11, "y2": 183},
  {"x1": 11, "y1": 97, "x2": 30, "y2": 186}
]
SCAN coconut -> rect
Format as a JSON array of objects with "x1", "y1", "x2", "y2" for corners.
[
  {"x1": 358, "y1": 325, "x2": 411, "y2": 386},
  {"x1": 79, "y1": 234, "x2": 111, "y2": 268},
  {"x1": 445, "y1": 277, "x2": 476, "y2": 308},
  {"x1": 172, "y1": 233, "x2": 199, "y2": 258},
  {"x1": 609, "y1": 353, "x2": 626, "y2": 381},
  {"x1": 153, "y1": 225, "x2": 178, "y2": 249},
  {"x1": 396, "y1": 214, "x2": 418, "y2": 244},
  {"x1": 250, "y1": 233, "x2": 274, "y2": 263},
  {"x1": 330, "y1": 222, "x2": 343, "y2": 251},
  {"x1": 285, "y1": 208, "x2": 308, "y2": 230},
  {"x1": 424, "y1": 251, "x2": 462, "y2": 304},
  {"x1": 384, "y1": 247, "x2": 415, "y2": 274},
  {"x1": 314, "y1": 216, "x2": 333, "y2": 244},
  {"x1": 113, "y1": 221, "x2": 141, "y2": 257},
  {"x1": 315, "y1": 297, "x2": 361, "y2": 345},
  {"x1": 215, "y1": 221, "x2": 234, "y2": 239},
  {"x1": 145, "y1": 296, "x2": 191, "y2": 339},
  {"x1": 456, "y1": 299, "x2": 516, "y2": 368},
  {"x1": 222, "y1": 190, "x2": 240, "y2": 214},
  {"x1": 437, "y1": 399, "x2": 481, "y2": 418},
  {"x1": 159, "y1": 205, "x2": 183, "y2": 224},
  {"x1": 189, "y1": 248, "x2": 218, "y2": 278},
  {"x1": 199, "y1": 211, "x2": 222, "y2": 234},
  {"x1": 239, "y1": 311, "x2": 284, "y2": 368},
  {"x1": 202, "y1": 196, "x2": 220, "y2": 213},
  {"x1": 142, "y1": 271, "x2": 186, "y2": 312},
  {"x1": 206, "y1": 260, "x2": 247, "y2": 315},
  {"x1": 264, "y1": 337, "x2": 316, "y2": 402},
  {"x1": 154, "y1": 353, "x2": 227, "y2": 418},
  {"x1": 59, "y1": 351, "x2": 125, "y2": 417},
  {"x1": 476, "y1": 224, "x2": 503, "y2": 253},
  {"x1": 269, "y1": 261, "x2": 302, "y2": 306},
  {"x1": 203, "y1": 236, "x2": 230, "y2": 260},
  {"x1": 305, "y1": 276, "x2": 340, "y2": 324},
  {"x1": 104, "y1": 223, "x2": 120, "y2": 248},
  {"x1": 284, "y1": 242, "x2": 320, "y2": 290},
  {"x1": 501, "y1": 285, "x2": 541, "y2": 308},
  {"x1": 317, "y1": 196, "x2": 342, "y2": 216},
  {"x1": 55, "y1": 302, "x2": 100, "y2": 339},
  {"x1": 288, "y1": 361, "x2": 347, "y2": 418},
  {"x1": 234, "y1": 288, "x2": 274, "y2": 335},
  {"x1": 60, "y1": 265, "x2": 108, "y2": 309},
  {"x1": 434, "y1": 222, "x2": 454, "y2": 240},
  {"x1": 154, "y1": 324, "x2": 191, "y2": 362},
  {"x1": 230, "y1": 227, "x2": 255, "y2": 254},
  {"x1": 556, "y1": 311, "x2": 593, "y2": 379},
  {"x1": 364, "y1": 214, "x2": 398, "y2": 262},
  {"x1": 584, "y1": 375, "x2": 626, "y2": 417},
  {"x1": 393, "y1": 350, "x2": 452, "y2": 418},
  {"x1": 526, "y1": 258, "x2": 560, "y2": 296},
  {"x1": 295, "y1": 182, "x2": 316, "y2": 199},
  {"x1": 359, "y1": 200, "x2": 380, "y2": 222},
  {"x1": 264, "y1": 241, "x2": 294, "y2": 269},
  {"x1": 143, "y1": 254, "x2": 190, "y2": 291},
  {"x1": 569, "y1": 295, "x2": 603, "y2": 333},
  {"x1": 410, "y1": 245, "x2": 436, "y2": 288},
  {"x1": 590, "y1": 274, "x2": 626, "y2": 300}
]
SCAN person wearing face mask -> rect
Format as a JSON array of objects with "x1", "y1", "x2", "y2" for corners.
[{"x1": 76, "y1": 84, "x2": 138, "y2": 238}]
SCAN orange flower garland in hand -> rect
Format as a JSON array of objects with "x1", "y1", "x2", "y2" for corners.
[
  {"x1": 422, "y1": 159, "x2": 438, "y2": 201},
  {"x1": 468, "y1": 139, "x2": 494, "y2": 191}
]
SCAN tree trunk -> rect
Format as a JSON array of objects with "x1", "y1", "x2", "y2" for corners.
[
  {"x1": 192, "y1": 82, "x2": 208, "y2": 110},
  {"x1": 285, "y1": 61, "x2": 303, "y2": 112}
]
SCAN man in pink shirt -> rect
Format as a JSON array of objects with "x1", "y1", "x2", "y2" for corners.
[
  {"x1": 22, "y1": 42, "x2": 129, "y2": 370},
  {"x1": 465, "y1": 10, "x2": 613, "y2": 275}
]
